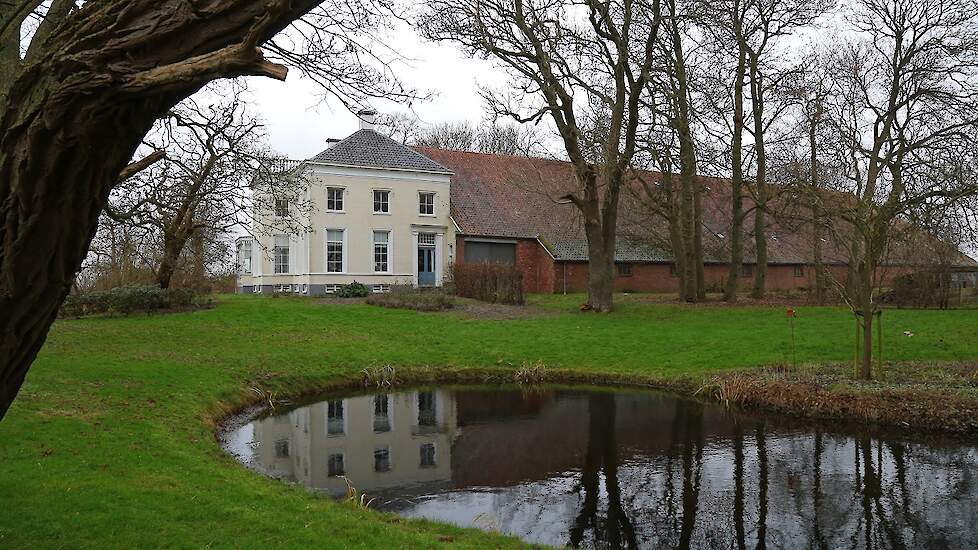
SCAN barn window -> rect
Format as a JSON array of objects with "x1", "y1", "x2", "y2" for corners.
[{"x1": 617, "y1": 263, "x2": 633, "y2": 277}]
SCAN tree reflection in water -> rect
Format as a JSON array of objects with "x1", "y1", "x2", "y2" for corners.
[{"x1": 231, "y1": 387, "x2": 978, "y2": 549}]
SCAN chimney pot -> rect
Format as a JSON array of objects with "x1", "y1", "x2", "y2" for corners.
[
  {"x1": 358, "y1": 109, "x2": 377, "y2": 130},
  {"x1": 325, "y1": 138, "x2": 341, "y2": 149}
]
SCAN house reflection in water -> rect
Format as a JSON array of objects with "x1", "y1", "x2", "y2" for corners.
[
  {"x1": 247, "y1": 390, "x2": 456, "y2": 496},
  {"x1": 229, "y1": 387, "x2": 978, "y2": 549}
]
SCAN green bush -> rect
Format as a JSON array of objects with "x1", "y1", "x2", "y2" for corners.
[
  {"x1": 366, "y1": 285, "x2": 454, "y2": 311},
  {"x1": 335, "y1": 281, "x2": 371, "y2": 298},
  {"x1": 60, "y1": 285, "x2": 208, "y2": 317}
]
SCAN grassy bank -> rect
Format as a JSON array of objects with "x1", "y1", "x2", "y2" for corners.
[
  {"x1": 704, "y1": 362, "x2": 978, "y2": 434},
  {"x1": 2, "y1": 294, "x2": 978, "y2": 548}
]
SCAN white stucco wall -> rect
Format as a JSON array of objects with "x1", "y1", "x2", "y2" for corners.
[{"x1": 244, "y1": 162, "x2": 454, "y2": 292}]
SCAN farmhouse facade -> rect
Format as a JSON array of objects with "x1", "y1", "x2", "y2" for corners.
[
  {"x1": 237, "y1": 120, "x2": 978, "y2": 295},
  {"x1": 237, "y1": 116, "x2": 455, "y2": 295}
]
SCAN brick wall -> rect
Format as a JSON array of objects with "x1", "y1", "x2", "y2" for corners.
[
  {"x1": 553, "y1": 262, "x2": 824, "y2": 294},
  {"x1": 455, "y1": 236, "x2": 555, "y2": 293}
]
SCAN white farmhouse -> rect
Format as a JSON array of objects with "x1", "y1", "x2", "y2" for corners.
[{"x1": 236, "y1": 112, "x2": 455, "y2": 295}]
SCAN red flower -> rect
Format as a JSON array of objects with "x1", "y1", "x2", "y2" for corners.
[{"x1": 786, "y1": 308, "x2": 796, "y2": 318}]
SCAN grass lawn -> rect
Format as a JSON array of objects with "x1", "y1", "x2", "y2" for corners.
[{"x1": 2, "y1": 293, "x2": 977, "y2": 549}]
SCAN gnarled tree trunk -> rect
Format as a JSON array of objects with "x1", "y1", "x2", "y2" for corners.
[{"x1": 0, "y1": 0, "x2": 320, "y2": 419}]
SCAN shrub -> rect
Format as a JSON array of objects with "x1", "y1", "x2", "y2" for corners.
[
  {"x1": 451, "y1": 262, "x2": 524, "y2": 305},
  {"x1": 880, "y1": 271, "x2": 953, "y2": 309},
  {"x1": 334, "y1": 281, "x2": 371, "y2": 298},
  {"x1": 366, "y1": 285, "x2": 454, "y2": 311},
  {"x1": 60, "y1": 285, "x2": 208, "y2": 317}
]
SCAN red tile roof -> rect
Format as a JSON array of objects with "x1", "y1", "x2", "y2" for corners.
[{"x1": 415, "y1": 147, "x2": 978, "y2": 268}]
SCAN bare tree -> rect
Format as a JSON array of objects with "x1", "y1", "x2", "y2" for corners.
[
  {"x1": 377, "y1": 113, "x2": 546, "y2": 155},
  {"x1": 104, "y1": 88, "x2": 309, "y2": 289},
  {"x1": 821, "y1": 0, "x2": 978, "y2": 379},
  {"x1": 0, "y1": 0, "x2": 412, "y2": 419},
  {"x1": 421, "y1": 0, "x2": 664, "y2": 311},
  {"x1": 786, "y1": 52, "x2": 833, "y2": 304}
]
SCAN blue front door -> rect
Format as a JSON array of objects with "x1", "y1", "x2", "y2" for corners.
[{"x1": 418, "y1": 247, "x2": 435, "y2": 286}]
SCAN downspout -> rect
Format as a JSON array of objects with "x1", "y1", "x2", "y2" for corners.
[{"x1": 563, "y1": 262, "x2": 567, "y2": 295}]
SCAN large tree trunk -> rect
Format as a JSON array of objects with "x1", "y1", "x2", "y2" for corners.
[
  {"x1": 156, "y1": 232, "x2": 190, "y2": 289},
  {"x1": 668, "y1": 17, "x2": 703, "y2": 303},
  {"x1": 0, "y1": 0, "x2": 320, "y2": 419},
  {"x1": 749, "y1": 61, "x2": 768, "y2": 299},
  {"x1": 584, "y1": 218, "x2": 616, "y2": 311},
  {"x1": 725, "y1": 45, "x2": 747, "y2": 303},
  {"x1": 807, "y1": 99, "x2": 827, "y2": 305}
]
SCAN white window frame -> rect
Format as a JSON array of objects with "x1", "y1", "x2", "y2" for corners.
[
  {"x1": 326, "y1": 187, "x2": 345, "y2": 213},
  {"x1": 372, "y1": 189, "x2": 391, "y2": 215},
  {"x1": 325, "y1": 228, "x2": 347, "y2": 274},
  {"x1": 326, "y1": 399, "x2": 346, "y2": 437},
  {"x1": 373, "y1": 230, "x2": 391, "y2": 273},
  {"x1": 274, "y1": 199, "x2": 289, "y2": 218},
  {"x1": 237, "y1": 240, "x2": 253, "y2": 274},
  {"x1": 273, "y1": 235, "x2": 290, "y2": 274},
  {"x1": 327, "y1": 453, "x2": 345, "y2": 477},
  {"x1": 418, "y1": 191, "x2": 435, "y2": 216},
  {"x1": 374, "y1": 445, "x2": 392, "y2": 473},
  {"x1": 419, "y1": 442, "x2": 436, "y2": 468}
]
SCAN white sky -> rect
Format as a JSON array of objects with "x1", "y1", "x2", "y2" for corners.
[{"x1": 245, "y1": 23, "x2": 505, "y2": 160}]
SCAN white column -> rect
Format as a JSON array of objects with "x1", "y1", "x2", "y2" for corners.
[
  {"x1": 411, "y1": 231, "x2": 419, "y2": 287},
  {"x1": 435, "y1": 233, "x2": 444, "y2": 287}
]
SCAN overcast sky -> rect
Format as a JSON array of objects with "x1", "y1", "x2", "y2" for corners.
[{"x1": 245, "y1": 22, "x2": 503, "y2": 160}]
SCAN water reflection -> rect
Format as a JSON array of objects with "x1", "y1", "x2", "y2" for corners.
[{"x1": 225, "y1": 387, "x2": 978, "y2": 548}]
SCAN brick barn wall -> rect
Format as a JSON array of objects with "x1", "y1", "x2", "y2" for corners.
[
  {"x1": 553, "y1": 262, "x2": 818, "y2": 294},
  {"x1": 454, "y1": 236, "x2": 555, "y2": 293},
  {"x1": 516, "y1": 239, "x2": 555, "y2": 293}
]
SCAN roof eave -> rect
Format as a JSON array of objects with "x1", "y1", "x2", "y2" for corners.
[{"x1": 305, "y1": 159, "x2": 453, "y2": 176}]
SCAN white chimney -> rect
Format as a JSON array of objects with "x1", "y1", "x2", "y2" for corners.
[
  {"x1": 324, "y1": 138, "x2": 341, "y2": 149},
  {"x1": 358, "y1": 109, "x2": 377, "y2": 130}
]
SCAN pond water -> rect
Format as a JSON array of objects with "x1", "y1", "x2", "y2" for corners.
[{"x1": 223, "y1": 386, "x2": 978, "y2": 549}]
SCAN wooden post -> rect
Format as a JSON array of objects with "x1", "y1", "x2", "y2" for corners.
[
  {"x1": 876, "y1": 310, "x2": 883, "y2": 380},
  {"x1": 854, "y1": 312, "x2": 861, "y2": 378}
]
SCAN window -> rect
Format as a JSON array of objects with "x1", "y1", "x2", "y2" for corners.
[
  {"x1": 327, "y1": 187, "x2": 344, "y2": 211},
  {"x1": 324, "y1": 284, "x2": 341, "y2": 294},
  {"x1": 617, "y1": 263, "x2": 633, "y2": 277},
  {"x1": 418, "y1": 392, "x2": 436, "y2": 426},
  {"x1": 274, "y1": 439, "x2": 290, "y2": 458},
  {"x1": 374, "y1": 447, "x2": 391, "y2": 472},
  {"x1": 419, "y1": 192, "x2": 435, "y2": 215},
  {"x1": 463, "y1": 241, "x2": 515, "y2": 264},
  {"x1": 372, "y1": 284, "x2": 390, "y2": 293},
  {"x1": 326, "y1": 229, "x2": 344, "y2": 273},
  {"x1": 327, "y1": 400, "x2": 344, "y2": 436},
  {"x1": 374, "y1": 395, "x2": 391, "y2": 433},
  {"x1": 418, "y1": 232, "x2": 436, "y2": 246},
  {"x1": 793, "y1": 265, "x2": 805, "y2": 277},
  {"x1": 237, "y1": 240, "x2": 252, "y2": 273},
  {"x1": 327, "y1": 453, "x2": 345, "y2": 477},
  {"x1": 273, "y1": 235, "x2": 290, "y2": 274},
  {"x1": 419, "y1": 443, "x2": 436, "y2": 468},
  {"x1": 373, "y1": 231, "x2": 390, "y2": 273},
  {"x1": 274, "y1": 199, "x2": 289, "y2": 218},
  {"x1": 275, "y1": 284, "x2": 291, "y2": 293},
  {"x1": 300, "y1": 284, "x2": 308, "y2": 294},
  {"x1": 373, "y1": 190, "x2": 390, "y2": 214},
  {"x1": 740, "y1": 264, "x2": 754, "y2": 278}
]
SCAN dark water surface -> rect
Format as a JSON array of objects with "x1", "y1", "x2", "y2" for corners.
[{"x1": 223, "y1": 386, "x2": 978, "y2": 548}]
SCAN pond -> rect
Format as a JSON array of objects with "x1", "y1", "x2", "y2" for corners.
[{"x1": 223, "y1": 386, "x2": 978, "y2": 549}]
